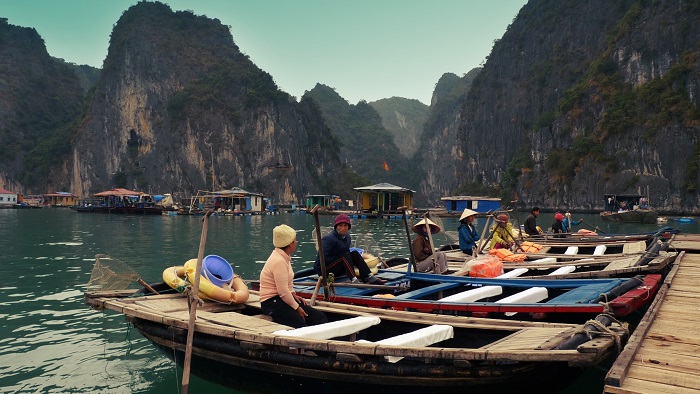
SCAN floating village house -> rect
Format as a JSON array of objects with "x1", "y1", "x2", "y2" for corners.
[
  {"x1": 354, "y1": 183, "x2": 414, "y2": 214},
  {"x1": 441, "y1": 195, "x2": 501, "y2": 214},
  {"x1": 191, "y1": 188, "x2": 265, "y2": 213},
  {"x1": 42, "y1": 192, "x2": 79, "y2": 207},
  {"x1": 305, "y1": 194, "x2": 341, "y2": 210},
  {"x1": 0, "y1": 188, "x2": 17, "y2": 208}
]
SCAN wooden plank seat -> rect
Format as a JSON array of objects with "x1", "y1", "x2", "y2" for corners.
[
  {"x1": 565, "y1": 246, "x2": 579, "y2": 255},
  {"x1": 546, "y1": 279, "x2": 626, "y2": 304},
  {"x1": 356, "y1": 324, "x2": 454, "y2": 363},
  {"x1": 497, "y1": 287, "x2": 549, "y2": 316},
  {"x1": 439, "y1": 286, "x2": 503, "y2": 303},
  {"x1": 548, "y1": 266, "x2": 576, "y2": 275},
  {"x1": 437, "y1": 268, "x2": 529, "y2": 304},
  {"x1": 272, "y1": 315, "x2": 381, "y2": 339},
  {"x1": 593, "y1": 245, "x2": 607, "y2": 256}
]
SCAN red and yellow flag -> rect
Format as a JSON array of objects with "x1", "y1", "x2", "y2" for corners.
[{"x1": 383, "y1": 161, "x2": 390, "y2": 171}]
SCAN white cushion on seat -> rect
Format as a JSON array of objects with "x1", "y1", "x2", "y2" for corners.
[{"x1": 272, "y1": 315, "x2": 380, "y2": 339}]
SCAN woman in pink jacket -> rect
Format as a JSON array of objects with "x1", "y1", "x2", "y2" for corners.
[{"x1": 259, "y1": 224, "x2": 327, "y2": 328}]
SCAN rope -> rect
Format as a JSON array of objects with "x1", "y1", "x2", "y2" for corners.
[{"x1": 572, "y1": 312, "x2": 629, "y2": 354}]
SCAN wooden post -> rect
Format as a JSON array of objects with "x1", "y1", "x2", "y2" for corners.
[
  {"x1": 423, "y1": 212, "x2": 438, "y2": 273},
  {"x1": 310, "y1": 205, "x2": 329, "y2": 304},
  {"x1": 181, "y1": 210, "x2": 213, "y2": 394},
  {"x1": 399, "y1": 206, "x2": 417, "y2": 273}
]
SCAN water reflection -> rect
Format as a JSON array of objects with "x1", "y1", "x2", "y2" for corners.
[{"x1": 0, "y1": 208, "x2": 696, "y2": 393}]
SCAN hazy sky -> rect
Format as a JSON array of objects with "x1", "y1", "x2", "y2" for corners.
[{"x1": 0, "y1": 0, "x2": 526, "y2": 105}]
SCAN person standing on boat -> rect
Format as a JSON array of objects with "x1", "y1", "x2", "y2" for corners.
[
  {"x1": 562, "y1": 211, "x2": 583, "y2": 233},
  {"x1": 412, "y1": 218, "x2": 449, "y2": 274},
  {"x1": 551, "y1": 212, "x2": 565, "y2": 237},
  {"x1": 523, "y1": 207, "x2": 541, "y2": 237},
  {"x1": 260, "y1": 224, "x2": 328, "y2": 328},
  {"x1": 457, "y1": 209, "x2": 480, "y2": 256},
  {"x1": 314, "y1": 214, "x2": 387, "y2": 284},
  {"x1": 489, "y1": 214, "x2": 517, "y2": 250}
]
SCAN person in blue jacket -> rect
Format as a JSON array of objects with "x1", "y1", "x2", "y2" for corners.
[
  {"x1": 562, "y1": 211, "x2": 583, "y2": 232},
  {"x1": 458, "y1": 208, "x2": 480, "y2": 256},
  {"x1": 314, "y1": 214, "x2": 386, "y2": 284}
]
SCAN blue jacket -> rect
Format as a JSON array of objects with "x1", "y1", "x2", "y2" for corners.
[
  {"x1": 562, "y1": 217, "x2": 581, "y2": 232},
  {"x1": 458, "y1": 222, "x2": 480, "y2": 253},
  {"x1": 314, "y1": 229, "x2": 351, "y2": 270}
]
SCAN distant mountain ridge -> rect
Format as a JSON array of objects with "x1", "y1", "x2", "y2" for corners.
[
  {"x1": 0, "y1": 0, "x2": 698, "y2": 213},
  {"x1": 368, "y1": 97, "x2": 428, "y2": 158}
]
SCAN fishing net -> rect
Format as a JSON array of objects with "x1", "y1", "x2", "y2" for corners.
[
  {"x1": 87, "y1": 254, "x2": 141, "y2": 291},
  {"x1": 353, "y1": 233, "x2": 382, "y2": 261},
  {"x1": 424, "y1": 214, "x2": 456, "y2": 247},
  {"x1": 312, "y1": 226, "x2": 333, "y2": 251}
]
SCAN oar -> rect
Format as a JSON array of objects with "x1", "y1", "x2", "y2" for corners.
[
  {"x1": 399, "y1": 206, "x2": 417, "y2": 273},
  {"x1": 310, "y1": 205, "x2": 330, "y2": 304},
  {"x1": 580, "y1": 220, "x2": 607, "y2": 234},
  {"x1": 476, "y1": 211, "x2": 494, "y2": 254},
  {"x1": 181, "y1": 209, "x2": 213, "y2": 394},
  {"x1": 510, "y1": 198, "x2": 524, "y2": 243},
  {"x1": 293, "y1": 281, "x2": 402, "y2": 290},
  {"x1": 422, "y1": 212, "x2": 439, "y2": 273}
]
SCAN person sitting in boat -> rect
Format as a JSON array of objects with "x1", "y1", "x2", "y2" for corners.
[
  {"x1": 488, "y1": 214, "x2": 517, "y2": 250},
  {"x1": 562, "y1": 211, "x2": 583, "y2": 232},
  {"x1": 412, "y1": 218, "x2": 449, "y2": 274},
  {"x1": 551, "y1": 212, "x2": 565, "y2": 237},
  {"x1": 523, "y1": 206, "x2": 542, "y2": 237},
  {"x1": 457, "y1": 209, "x2": 480, "y2": 256},
  {"x1": 260, "y1": 224, "x2": 328, "y2": 328},
  {"x1": 314, "y1": 214, "x2": 387, "y2": 284}
]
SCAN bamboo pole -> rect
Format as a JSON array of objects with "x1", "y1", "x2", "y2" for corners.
[
  {"x1": 399, "y1": 206, "x2": 417, "y2": 273},
  {"x1": 310, "y1": 205, "x2": 330, "y2": 304},
  {"x1": 181, "y1": 209, "x2": 213, "y2": 394}
]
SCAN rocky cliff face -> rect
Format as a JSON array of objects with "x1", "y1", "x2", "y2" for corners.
[
  {"x1": 431, "y1": 0, "x2": 700, "y2": 213},
  {"x1": 66, "y1": 2, "x2": 343, "y2": 203},
  {"x1": 0, "y1": 18, "x2": 85, "y2": 193},
  {"x1": 368, "y1": 97, "x2": 428, "y2": 158}
]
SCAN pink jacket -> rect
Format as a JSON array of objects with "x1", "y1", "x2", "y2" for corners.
[{"x1": 259, "y1": 248, "x2": 298, "y2": 309}]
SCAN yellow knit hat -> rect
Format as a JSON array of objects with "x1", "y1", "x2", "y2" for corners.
[{"x1": 273, "y1": 224, "x2": 296, "y2": 248}]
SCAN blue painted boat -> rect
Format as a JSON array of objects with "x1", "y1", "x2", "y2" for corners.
[{"x1": 289, "y1": 268, "x2": 664, "y2": 324}]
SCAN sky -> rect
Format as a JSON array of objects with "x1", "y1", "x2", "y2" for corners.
[{"x1": 0, "y1": 0, "x2": 527, "y2": 105}]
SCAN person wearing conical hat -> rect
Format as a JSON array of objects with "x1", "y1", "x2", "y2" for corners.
[
  {"x1": 458, "y1": 209, "x2": 480, "y2": 256},
  {"x1": 488, "y1": 213, "x2": 517, "y2": 250},
  {"x1": 411, "y1": 218, "x2": 448, "y2": 274}
]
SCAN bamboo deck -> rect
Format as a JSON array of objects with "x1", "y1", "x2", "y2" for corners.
[{"x1": 604, "y1": 233, "x2": 700, "y2": 393}]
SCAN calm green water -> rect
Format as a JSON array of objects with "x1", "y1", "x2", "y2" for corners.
[{"x1": 0, "y1": 208, "x2": 694, "y2": 393}]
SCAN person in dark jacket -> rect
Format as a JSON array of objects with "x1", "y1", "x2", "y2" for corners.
[
  {"x1": 314, "y1": 214, "x2": 386, "y2": 284},
  {"x1": 458, "y1": 208, "x2": 480, "y2": 256},
  {"x1": 551, "y1": 212, "x2": 565, "y2": 237},
  {"x1": 523, "y1": 207, "x2": 541, "y2": 237}
]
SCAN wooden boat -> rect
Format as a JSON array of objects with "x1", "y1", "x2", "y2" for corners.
[
  {"x1": 85, "y1": 285, "x2": 628, "y2": 393},
  {"x1": 72, "y1": 188, "x2": 164, "y2": 215},
  {"x1": 405, "y1": 233, "x2": 677, "y2": 279},
  {"x1": 600, "y1": 193, "x2": 658, "y2": 224},
  {"x1": 287, "y1": 267, "x2": 666, "y2": 323}
]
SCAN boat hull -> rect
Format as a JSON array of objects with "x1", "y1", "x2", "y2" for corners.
[
  {"x1": 134, "y1": 318, "x2": 581, "y2": 393},
  {"x1": 72, "y1": 206, "x2": 164, "y2": 215}
]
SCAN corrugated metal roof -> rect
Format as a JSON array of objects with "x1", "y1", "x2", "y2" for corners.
[{"x1": 353, "y1": 183, "x2": 415, "y2": 193}]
